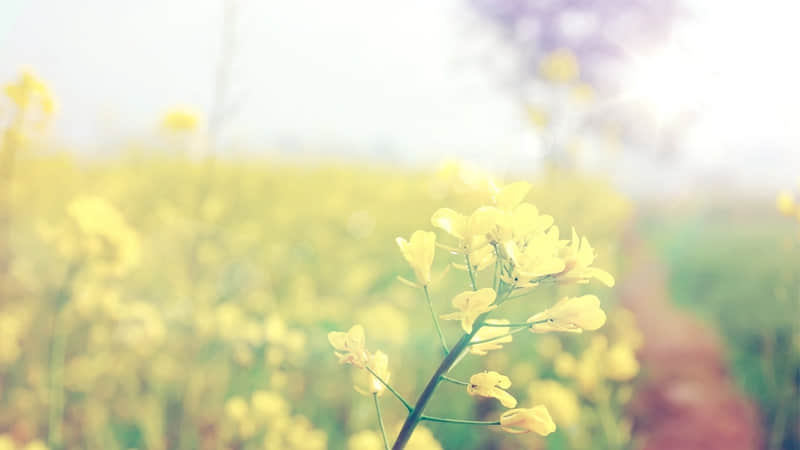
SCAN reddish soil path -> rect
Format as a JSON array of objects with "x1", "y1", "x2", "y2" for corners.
[{"x1": 619, "y1": 231, "x2": 764, "y2": 450}]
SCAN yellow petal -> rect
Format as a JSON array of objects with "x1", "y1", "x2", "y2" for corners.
[
  {"x1": 431, "y1": 208, "x2": 466, "y2": 239},
  {"x1": 493, "y1": 182, "x2": 532, "y2": 210}
]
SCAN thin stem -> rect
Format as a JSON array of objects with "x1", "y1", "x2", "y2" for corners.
[
  {"x1": 481, "y1": 319, "x2": 549, "y2": 328},
  {"x1": 48, "y1": 313, "x2": 66, "y2": 450},
  {"x1": 492, "y1": 248, "x2": 500, "y2": 292},
  {"x1": 598, "y1": 389, "x2": 621, "y2": 449},
  {"x1": 423, "y1": 286, "x2": 449, "y2": 355},
  {"x1": 391, "y1": 307, "x2": 498, "y2": 449},
  {"x1": 502, "y1": 291, "x2": 536, "y2": 301},
  {"x1": 421, "y1": 416, "x2": 501, "y2": 426},
  {"x1": 373, "y1": 393, "x2": 390, "y2": 450},
  {"x1": 392, "y1": 332, "x2": 472, "y2": 449},
  {"x1": 366, "y1": 366, "x2": 413, "y2": 412},
  {"x1": 439, "y1": 375, "x2": 469, "y2": 386},
  {"x1": 494, "y1": 282, "x2": 518, "y2": 306},
  {"x1": 465, "y1": 254, "x2": 477, "y2": 291},
  {"x1": 47, "y1": 263, "x2": 81, "y2": 450},
  {"x1": 501, "y1": 277, "x2": 556, "y2": 302},
  {"x1": 468, "y1": 326, "x2": 530, "y2": 346}
]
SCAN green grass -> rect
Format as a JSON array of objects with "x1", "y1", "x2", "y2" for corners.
[{"x1": 640, "y1": 204, "x2": 800, "y2": 450}]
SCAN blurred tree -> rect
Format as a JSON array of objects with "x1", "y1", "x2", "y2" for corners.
[{"x1": 467, "y1": 0, "x2": 688, "y2": 164}]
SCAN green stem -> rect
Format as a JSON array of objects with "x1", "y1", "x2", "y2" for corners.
[
  {"x1": 421, "y1": 416, "x2": 500, "y2": 426},
  {"x1": 480, "y1": 322, "x2": 530, "y2": 328},
  {"x1": 48, "y1": 313, "x2": 66, "y2": 450},
  {"x1": 439, "y1": 375, "x2": 469, "y2": 386},
  {"x1": 47, "y1": 262, "x2": 81, "y2": 450},
  {"x1": 598, "y1": 390, "x2": 621, "y2": 449},
  {"x1": 492, "y1": 248, "x2": 500, "y2": 292},
  {"x1": 366, "y1": 366, "x2": 413, "y2": 412},
  {"x1": 468, "y1": 326, "x2": 530, "y2": 346},
  {"x1": 391, "y1": 331, "x2": 473, "y2": 450},
  {"x1": 480, "y1": 319, "x2": 549, "y2": 328},
  {"x1": 423, "y1": 286, "x2": 449, "y2": 355},
  {"x1": 373, "y1": 393, "x2": 390, "y2": 450},
  {"x1": 501, "y1": 291, "x2": 535, "y2": 302},
  {"x1": 494, "y1": 282, "x2": 520, "y2": 306},
  {"x1": 465, "y1": 254, "x2": 477, "y2": 291}
]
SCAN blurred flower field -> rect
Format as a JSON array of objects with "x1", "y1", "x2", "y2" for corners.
[{"x1": 0, "y1": 66, "x2": 797, "y2": 450}]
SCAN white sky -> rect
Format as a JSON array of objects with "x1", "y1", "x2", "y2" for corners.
[
  {"x1": 0, "y1": 0, "x2": 526, "y2": 165},
  {"x1": 1, "y1": 0, "x2": 798, "y2": 192}
]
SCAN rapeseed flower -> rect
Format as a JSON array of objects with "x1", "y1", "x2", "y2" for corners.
[
  {"x1": 491, "y1": 181, "x2": 531, "y2": 210},
  {"x1": 467, "y1": 371, "x2": 517, "y2": 408},
  {"x1": 431, "y1": 207, "x2": 496, "y2": 253},
  {"x1": 539, "y1": 49, "x2": 579, "y2": 83},
  {"x1": 528, "y1": 295, "x2": 607, "y2": 333},
  {"x1": 396, "y1": 230, "x2": 436, "y2": 286},
  {"x1": 499, "y1": 405, "x2": 556, "y2": 435},
  {"x1": 161, "y1": 107, "x2": 200, "y2": 132},
  {"x1": 604, "y1": 344, "x2": 639, "y2": 381},
  {"x1": 528, "y1": 380, "x2": 580, "y2": 427},
  {"x1": 777, "y1": 191, "x2": 795, "y2": 216},
  {"x1": 355, "y1": 350, "x2": 390, "y2": 396},
  {"x1": 440, "y1": 288, "x2": 497, "y2": 333},
  {"x1": 557, "y1": 228, "x2": 615, "y2": 287},
  {"x1": 328, "y1": 325, "x2": 370, "y2": 368}
]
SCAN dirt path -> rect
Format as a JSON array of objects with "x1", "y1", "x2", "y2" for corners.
[{"x1": 619, "y1": 230, "x2": 764, "y2": 450}]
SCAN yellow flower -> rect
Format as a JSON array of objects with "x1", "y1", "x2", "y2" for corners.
[
  {"x1": 4, "y1": 69, "x2": 56, "y2": 114},
  {"x1": 23, "y1": 440, "x2": 49, "y2": 450},
  {"x1": 355, "y1": 350, "x2": 390, "y2": 396},
  {"x1": 777, "y1": 191, "x2": 796, "y2": 216},
  {"x1": 328, "y1": 324, "x2": 370, "y2": 368},
  {"x1": 575, "y1": 336, "x2": 607, "y2": 395},
  {"x1": 349, "y1": 426, "x2": 442, "y2": 450},
  {"x1": 485, "y1": 202, "x2": 554, "y2": 251},
  {"x1": 554, "y1": 352, "x2": 576, "y2": 377},
  {"x1": 251, "y1": 390, "x2": 288, "y2": 422},
  {"x1": 528, "y1": 380, "x2": 580, "y2": 427},
  {"x1": 604, "y1": 344, "x2": 639, "y2": 381},
  {"x1": 0, "y1": 435, "x2": 15, "y2": 450},
  {"x1": 508, "y1": 203, "x2": 554, "y2": 237},
  {"x1": 557, "y1": 228, "x2": 615, "y2": 287},
  {"x1": 440, "y1": 288, "x2": 497, "y2": 333},
  {"x1": 465, "y1": 244, "x2": 496, "y2": 272},
  {"x1": 224, "y1": 396, "x2": 249, "y2": 421},
  {"x1": 499, "y1": 405, "x2": 556, "y2": 435},
  {"x1": 348, "y1": 430, "x2": 384, "y2": 450},
  {"x1": 161, "y1": 107, "x2": 200, "y2": 132},
  {"x1": 396, "y1": 230, "x2": 436, "y2": 286},
  {"x1": 539, "y1": 48, "x2": 579, "y2": 83},
  {"x1": 571, "y1": 83, "x2": 595, "y2": 104},
  {"x1": 527, "y1": 295, "x2": 607, "y2": 333},
  {"x1": 67, "y1": 195, "x2": 141, "y2": 274},
  {"x1": 507, "y1": 227, "x2": 565, "y2": 286},
  {"x1": 526, "y1": 105, "x2": 550, "y2": 128},
  {"x1": 609, "y1": 308, "x2": 644, "y2": 350},
  {"x1": 400, "y1": 424, "x2": 442, "y2": 450},
  {"x1": 491, "y1": 181, "x2": 532, "y2": 210},
  {"x1": 467, "y1": 371, "x2": 517, "y2": 408},
  {"x1": 431, "y1": 207, "x2": 497, "y2": 253},
  {"x1": 469, "y1": 319, "x2": 512, "y2": 355}
]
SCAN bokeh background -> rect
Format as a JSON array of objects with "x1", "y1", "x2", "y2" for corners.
[{"x1": 0, "y1": 1, "x2": 798, "y2": 449}]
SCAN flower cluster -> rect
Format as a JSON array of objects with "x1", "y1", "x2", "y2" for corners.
[
  {"x1": 223, "y1": 391, "x2": 327, "y2": 449},
  {"x1": 330, "y1": 179, "x2": 616, "y2": 448}
]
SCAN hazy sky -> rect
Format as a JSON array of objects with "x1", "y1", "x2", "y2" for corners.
[
  {"x1": 1, "y1": 0, "x2": 798, "y2": 192},
  {"x1": 0, "y1": 0, "x2": 526, "y2": 162}
]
